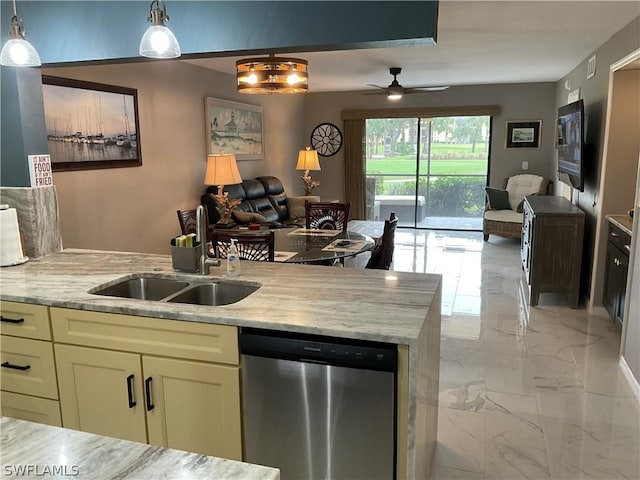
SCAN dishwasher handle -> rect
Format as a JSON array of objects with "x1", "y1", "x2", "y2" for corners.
[{"x1": 240, "y1": 329, "x2": 397, "y2": 372}]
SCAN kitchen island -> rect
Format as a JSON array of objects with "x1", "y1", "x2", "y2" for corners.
[
  {"x1": 0, "y1": 249, "x2": 441, "y2": 479},
  {"x1": 1, "y1": 417, "x2": 279, "y2": 479}
]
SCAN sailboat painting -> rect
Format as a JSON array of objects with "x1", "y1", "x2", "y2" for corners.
[
  {"x1": 205, "y1": 97, "x2": 263, "y2": 160},
  {"x1": 42, "y1": 76, "x2": 142, "y2": 171}
]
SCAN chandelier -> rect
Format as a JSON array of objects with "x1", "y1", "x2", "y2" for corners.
[{"x1": 236, "y1": 55, "x2": 308, "y2": 94}]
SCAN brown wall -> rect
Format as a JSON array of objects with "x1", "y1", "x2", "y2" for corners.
[
  {"x1": 555, "y1": 16, "x2": 640, "y2": 304},
  {"x1": 43, "y1": 61, "x2": 305, "y2": 254},
  {"x1": 303, "y1": 83, "x2": 558, "y2": 203}
]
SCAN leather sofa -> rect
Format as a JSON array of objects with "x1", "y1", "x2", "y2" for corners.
[{"x1": 201, "y1": 176, "x2": 313, "y2": 227}]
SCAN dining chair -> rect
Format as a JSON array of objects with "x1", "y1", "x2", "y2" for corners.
[
  {"x1": 177, "y1": 209, "x2": 198, "y2": 235},
  {"x1": 365, "y1": 212, "x2": 398, "y2": 270},
  {"x1": 305, "y1": 201, "x2": 351, "y2": 232},
  {"x1": 211, "y1": 231, "x2": 275, "y2": 262}
]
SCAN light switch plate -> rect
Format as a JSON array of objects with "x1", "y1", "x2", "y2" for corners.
[{"x1": 522, "y1": 161, "x2": 529, "y2": 170}]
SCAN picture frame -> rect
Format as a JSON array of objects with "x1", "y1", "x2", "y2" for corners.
[
  {"x1": 42, "y1": 76, "x2": 142, "y2": 171},
  {"x1": 205, "y1": 97, "x2": 263, "y2": 160},
  {"x1": 505, "y1": 120, "x2": 542, "y2": 149}
]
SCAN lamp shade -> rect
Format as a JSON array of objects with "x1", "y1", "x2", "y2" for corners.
[
  {"x1": 296, "y1": 147, "x2": 320, "y2": 171},
  {"x1": 205, "y1": 153, "x2": 242, "y2": 186}
]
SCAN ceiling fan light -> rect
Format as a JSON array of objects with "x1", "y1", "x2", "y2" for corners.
[{"x1": 387, "y1": 92, "x2": 403, "y2": 100}]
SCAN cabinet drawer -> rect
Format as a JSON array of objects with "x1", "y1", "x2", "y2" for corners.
[
  {"x1": 608, "y1": 222, "x2": 631, "y2": 253},
  {"x1": 50, "y1": 308, "x2": 238, "y2": 365},
  {"x1": 0, "y1": 336, "x2": 58, "y2": 399},
  {"x1": 0, "y1": 301, "x2": 51, "y2": 340},
  {"x1": 1, "y1": 390, "x2": 61, "y2": 426}
]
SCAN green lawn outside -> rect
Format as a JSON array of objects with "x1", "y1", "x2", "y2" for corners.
[{"x1": 367, "y1": 158, "x2": 488, "y2": 175}]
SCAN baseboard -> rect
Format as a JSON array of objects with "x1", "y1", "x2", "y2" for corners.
[{"x1": 619, "y1": 356, "x2": 640, "y2": 401}]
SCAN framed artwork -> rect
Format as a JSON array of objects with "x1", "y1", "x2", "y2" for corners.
[
  {"x1": 205, "y1": 97, "x2": 264, "y2": 160},
  {"x1": 505, "y1": 120, "x2": 542, "y2": 149},
  {"x1": 42, "y1": 76, "x2": 142, "y2": 171}
]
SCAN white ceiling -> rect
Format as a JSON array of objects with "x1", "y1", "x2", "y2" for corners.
[{"x1": 183, "y1": 1, "x2": 639, "y2": 93}]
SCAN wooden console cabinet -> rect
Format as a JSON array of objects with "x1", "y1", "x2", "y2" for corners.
[{"x1": 521, "y1": 196, "x2": 585, "y2": 307}]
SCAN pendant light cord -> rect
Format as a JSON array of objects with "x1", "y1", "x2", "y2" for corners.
[{"x1": 12, "y1": 0, "x2": 17, "y2": 17}]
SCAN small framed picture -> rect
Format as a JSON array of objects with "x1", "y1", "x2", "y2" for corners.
[{"x1": 505, "y1": 120, "x2": 542, "y2": 149}]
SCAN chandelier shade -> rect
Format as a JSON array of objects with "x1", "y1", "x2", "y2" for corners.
[{"x1": 236, "y1": 55, "x2": 308, "y2": 94}]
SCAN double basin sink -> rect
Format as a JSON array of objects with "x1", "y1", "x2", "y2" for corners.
[{"x1": 89, "y1": 273, "x2": 260, "y2": 306}]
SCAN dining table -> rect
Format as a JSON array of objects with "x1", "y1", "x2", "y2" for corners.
[{"x1": 215, "y1": 226, "x2": 375, "y2": 264}]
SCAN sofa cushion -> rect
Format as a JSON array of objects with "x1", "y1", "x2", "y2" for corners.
[
  {"x1": 243, "y1": 179, "x2": 266, "y2": 199},
  {"x1": 232, "y1": 211, "x2": 267, "y2": 224},
  {"x1": 485, "y1": 187, "x2": 511, "y2": 210},
  {"x1": 257, "y1": 176, "x2": 284, "y2": 195},
  {"x1": 288, "y1": 195, "x2": 321, "y2": 219},
  {"x1": 248, "y1": 197, "x2": 280, "y2": 222},
  {"x1": 484, "y1": 209, "x2": 523, "y2": 223},
  {"x1": 506, "y1": 174, "x2": 544, "y2": 210}
]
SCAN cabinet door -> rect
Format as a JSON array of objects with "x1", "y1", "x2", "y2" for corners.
[
  {"x1": 55, "y1": 344, "x2": 147, "y2": 442},
  {"x1": 603, "y1": 241, "x2": 620, "y2": 320},
  {"x1": 1, "y1": 391, "x2": 61, "y2": 426},
  {"x1": 144, "y1": 355, "x2": 242, "y2": 461},
  {"x1": 617, "y1": 251, "x2": 629, "y2": 325}
]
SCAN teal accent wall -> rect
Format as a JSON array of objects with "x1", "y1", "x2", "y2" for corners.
[{"x1": 0, "y1": 0, "x2": 438, "y2": 187}]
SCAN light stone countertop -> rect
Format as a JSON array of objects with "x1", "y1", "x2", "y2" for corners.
[
  {"x1": 0, "y1": 249, "x2": 441, "y2": 346},
  {"x1": 0, "y1": 417, "x2": 279, "y2": 480}
]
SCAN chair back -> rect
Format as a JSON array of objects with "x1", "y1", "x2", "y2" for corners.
[
  {"x1": 305, "y1": 201, "x2": 351, "y2": 232},
  {"x1": 177, "y1": 209, "x2": 198, "y2": 235},
  {"x1": 212, "y1": 231, "x2": 275, "y2": 262},
  {"x1": 366, "y1": 213, "x2": 398, "y2": 270}
]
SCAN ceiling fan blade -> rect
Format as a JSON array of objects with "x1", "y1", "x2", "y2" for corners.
[
  {"x1": 362, "y1": 90, "x2": 388, "y2": 95},
  {"x1": 366, "y1": 84, "x2": 387, "y2": 89},
  {"x1": 404, "y1": 86, "x2": 450, "y2": 93}
]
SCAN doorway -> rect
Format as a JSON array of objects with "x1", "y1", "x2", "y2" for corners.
[{"x1": 364, "y1": 116, "x2": 490, "y2": 230}]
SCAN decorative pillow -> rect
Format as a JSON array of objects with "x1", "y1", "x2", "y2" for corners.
[
  {"x1": 232, "y1": 211, "x2": 267, "y2": 224},
  {"x1": 516, "y1": 193, "x2": 538, "y2": 213},
  {"x1": 485, "y1": 187, "x2": 511, "y2": 210}
]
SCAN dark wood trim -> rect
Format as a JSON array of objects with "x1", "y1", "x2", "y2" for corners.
[{"x1": 341, "y1": 105, "x2": 501, "y2": 120}]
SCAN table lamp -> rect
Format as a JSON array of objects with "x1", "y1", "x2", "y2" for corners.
[
  {"x1": 296, "y1": 147, "x2": 321, "y2": 195},
  {"x1": 205, "y1": 153, "x2": 242, "y2": 228}
]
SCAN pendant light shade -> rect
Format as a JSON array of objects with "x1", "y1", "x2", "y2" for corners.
[
  {"x1": 236, "y1": 55, "x2": 309, "y2": 94},
  {"x1": 139, "y1": 0, "x2": 181, "y2": 59},
  {"x1": 0, "y1": 3, "x2": 41, "y2": 67}
]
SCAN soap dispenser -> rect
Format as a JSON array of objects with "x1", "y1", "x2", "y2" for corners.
[{"x1": 227, "y1": 238, "x2": 240, "y2": 276}]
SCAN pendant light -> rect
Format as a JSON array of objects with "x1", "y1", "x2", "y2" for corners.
[
  {"x1": 139, "y1": 0, "x2": 181, "y2": 59},
  {"x1": 0, "y1": 0, "x2": 41, "y2": 67}
]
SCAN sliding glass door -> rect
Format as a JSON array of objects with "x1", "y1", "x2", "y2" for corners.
[{"x1": 365, "y1": 116, "x2": 490, "y2": 230}]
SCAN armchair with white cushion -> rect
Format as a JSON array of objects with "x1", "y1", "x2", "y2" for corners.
[{"x1": 483, "y1": 174, "x2": 551, "y2": 241}]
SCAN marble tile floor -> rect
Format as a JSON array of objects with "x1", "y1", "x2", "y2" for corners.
[{"x1": 361, "y1": 229, "x2": 640, "y2": 480}]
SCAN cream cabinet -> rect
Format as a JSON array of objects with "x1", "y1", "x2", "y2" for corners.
[
  {"x1": 50, "y1": 307, "x2": 242, "y2": 461},
  {"x1": 0, "y1": 301, "x2": 61, "y2": 426}
]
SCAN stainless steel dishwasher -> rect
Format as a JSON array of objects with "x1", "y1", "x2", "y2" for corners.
[{"x1": 240, "y1": 328, "x2": 397, "y2": 480}]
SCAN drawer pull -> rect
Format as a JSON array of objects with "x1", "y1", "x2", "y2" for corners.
[
  {"x1": 0, "y1": 316, "x2": 25, "y2": 324},
  {"x1": 144, "y1": 377, "x2": 154, "y2": 411},
  {"x1": 1, "y1": 361, "x2": 31, "y2": 371},
  {"x1": 126, "y1": 374, "x2": 136, "y2": 408}
]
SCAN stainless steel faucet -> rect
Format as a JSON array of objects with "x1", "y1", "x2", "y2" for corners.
[{"x1": 196, "y1": 205, "x2": 220, "y2": 274}]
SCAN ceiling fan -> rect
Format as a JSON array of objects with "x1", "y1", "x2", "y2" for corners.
[{"x1": 365, "y1": 67, "x2": 449, "y2": 100}]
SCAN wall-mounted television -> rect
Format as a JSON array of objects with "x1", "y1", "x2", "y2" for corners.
[{"x1": 556, "y1": 99, "x2": 585, "y2": 192}]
